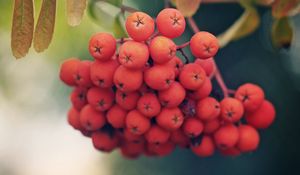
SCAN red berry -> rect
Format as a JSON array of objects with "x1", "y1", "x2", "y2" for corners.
[
  {"x1": 203, "y1": 118, "x2": 220, "y2": 134},
  {"x1": 220, "y1": 147, "x2": 241, "y2": 157},
  {"x1": 115, "y1": 90, "x2": 140, "y2": 110},
  {"x1": 157, "y1": 107, "x2": 184, "y2": 131},
  {"x1": 235, "y1": 83, "x2": 265, "y2": 112},
  {"x1": 179, "y1": 63, "x2": 206, "y2": 90},
  {"x1": 145, "y1": 125, "x2": 170, "y2": 144},
  {"x1": 123, "y1": 128, "x2": 144, "y2": 143},
  {"x1": 194, "y1": 57, "x2": 215, "y2": 76},
  {"x1": 165, "y1": 56, "x2": 184, "y2": 77},
  {"x1": 118, "y1": 41, "x2": 149, "y2": 69},
  {"x1": 149, "y1": 36, "x2": 176, "y2": 64},
  {"x1": 87, "y1": 87, "x2": 114, "y2": 111},
  {"x1": 90, "y1": 59, "x2": 119, "y2": 88},
  {"x1": 245, "y1": 100, "x2": 275, "y2": 129},
  {"x1": 190, "y1": 31, "x2": 219, "y2": 59},
  {"x1": 189, "y1": 77, "x2": 212, "y2": 100},
  {"x1": 80, "y1": 105, "x2": 106, "y2": 131},
  {"x1": 144, "y1": 65, "x2": 175, "y2": 90},
  {"x1": 70, "y1": 87, "x2": 88, "y2": 111},
  {"x1": 120, "y1": 141, "x2": 144, "y2": 159},
  {"x1": 59, "y1": 58, "x2": 80, "y2": 86},
  {"x1": 74, "y1": 60, "x2": 93, "y2": 87},
  {"x1": 106, "y1": 104, "x2": 127, "y2": 129},
  {"x1": 126, "y1": 110, "x2": 151, "y2": 135},
  {"x1": 92, "y1": 131, "x2": 119, "y2": 152},
  {"x1": 170, "y1": 129, "x2": 190, "y2": 148},
  {"x1": 158, "y1": 82, "x2": 186, "y2": 108},
  {"x1": 88, "y1": 33, "x2": 116, "y2": 61},
  {"x1": 191, "y1": 135, "x2": 215, "y2": 157},
  {"x1": 114, "y1": 65, "x2": 143, "y2": 92},
  {"x1": 220, "y1": 97, "x2": 244, "y2": 123},
  {"x1": 156, "y1": 8, "x2": 186, "y2": 38},
  {"x1": 214, "y1": 124, "x2": 239, "y2": 149},
  {"x1": 196, "y1": 97, "x2": 220, "y2": 121},
  {"x1": 182, "y1": 117, "x2": 204, "y2": 138},
  {"x1": 147, "y1": 141, "x2": 175, "y2": 156},
  {"x1": 137, "y1": 93, "x2": 161, "y2": 118},
  {"x1": 237, "y1": 125, "x2": 260, "y2": 152},
  {"x1": 67, "y1": 107, "x2": 83, "y2": 130},
  {"x1": 125, "y1": 12, "x2": 155, "y2": 41}
]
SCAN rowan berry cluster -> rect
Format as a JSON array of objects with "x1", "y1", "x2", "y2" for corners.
[{"x1": 59, "y1": 8, "x2": 276, "y2": 159}]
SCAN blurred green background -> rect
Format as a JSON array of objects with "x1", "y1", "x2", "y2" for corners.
[{"x1": 1, "y1": 1, "x2": 300, "y2": 175}]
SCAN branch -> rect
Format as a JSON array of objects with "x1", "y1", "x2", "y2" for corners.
[
  {"x1": 121, "y1": 5, "x2": 138, "y2": 13},
  {"x1": 177, "y1": 41, "x2": 190, "y2": 49},
  {"x1": 177, "y1": 48, "x2": 189, "y2": 64}
]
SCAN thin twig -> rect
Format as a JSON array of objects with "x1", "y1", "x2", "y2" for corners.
[
  {"x1": 177, "y1": 48, "x2": 189, "y2": 64},
  {"x1": 177, "y1": 41, "x2": 190, "y2": 49},
  {"x1": 121, "y1": 5, "x2": 138, "y2": 13}
]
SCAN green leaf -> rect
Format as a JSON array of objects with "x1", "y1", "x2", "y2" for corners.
[
  {"x1": 175, "y1": 0, "x2": 201, "y2": 17},
  {"x1": 66, "y1": 0, "x2": 87, "y2": 26},
  {"x1": 272, "y1": 0, "x2": 300, "y2": 18},
  {"x1": 271, "y1": 17, "x2": 293, "y2": 49},
  {"x1": 33, "y1": 0, "x2": 56, "y2": 52},
  {"x1": 88, "y1": 0, "x2": 121, "y2": 30},
  {"x1": 217, "y1": 8, "x2": 260, "y2": 48},
  {"x1": 11, "y1": 0, "x2": 34, "y2": 59},
  {"x1": 113, "y1": 14, "x2": 127, "y2": 38}
]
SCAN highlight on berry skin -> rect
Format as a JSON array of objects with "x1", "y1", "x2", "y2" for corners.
[{"x1": 59, "y1": 8, "x2": 276, "y2": 159}]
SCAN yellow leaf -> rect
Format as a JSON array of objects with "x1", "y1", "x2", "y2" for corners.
[
  {"x1": 271, "y1": 17, "x2": 293, "y2": 48},
  {"x1": 11, "y1": 0, "x2": 34, "y2": 59},
  {"x1": 33, "y1": 0, "x2": 56, "y2": 52},
  {"x1": 66, "y1": 0, "x2": 87, "y2": 26},
  {"x1": 176, "y1": 0, "x2": 201, "y2": 17},
  {"x1": 272, "y1": 0, "x2": 300, "y2": 18}
]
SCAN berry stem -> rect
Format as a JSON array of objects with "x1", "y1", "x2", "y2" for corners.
[
  {"x1": 187, "y1": 17, "x2": 232, "y2": 98},
  {"x1": 116, "y1": 38, "x2": 132, "y2": 44},
  {"x1": 176, "y1": 41, "x2": 190, "y2": 49},
  {"x1": 121, "y1": 5, "x2": 138, "y2": 13},
  {"x1": 177, "y1": 48, "x2": 189, "y2": 63}
]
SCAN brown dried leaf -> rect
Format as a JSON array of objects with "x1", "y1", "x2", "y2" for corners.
[
  {"x1": 11, "y1": 0, "x2": 34, "y2": 59},
  {"x1": 33, "y1": 0, "x2": 56, "y2": 52},
  {"x1": 176, "y1": 0, "x2": 201, "y2": 17},
  {"x1": 272, "y1": 0, "x2": 300, "y2": 18},
  {"x1": 271, "y1": 17, "x2": 293, "y2": 48},
  {"x1": 66, "y1": 0, "x2": 87, "y2": 26}
]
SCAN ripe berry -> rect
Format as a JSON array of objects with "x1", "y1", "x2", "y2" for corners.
[
  {"x1": 67, "y1": 107, "x2": 83, "y2": 130},
  {"x1": 157, "y1": 107, "x2": 184, "y2": 131},
  {"x1": 170, "y1": 129, "x2": 190, "y2": 148},
  {"x1": 220, "y1": 147, "x2": 241, "y2": 157},
  {"x1": 115, "y1": 90, "x2": 140, "y2": 110},
  {"x1": 80, "y1": 105, "x2": 106, "y2": 131},
  {"x1": 179, "y1": 63, "x2": 206, "y2": 90},
  {"x1": 203, "y1": 118, "x2": 220, "y2": 134},
  {"x1": 125, "y1": 12, "x2": 155, "y2": 41},
  {"x1": 189, "y1": 77, "x2": 212, "y2": 100},
  {"x1": 194, "y1": 57, "x2": 215, "y2": 76},
  {"x1": 59, "y1": 58, "x2": 80, "y2": 86},
  {"x1": 126, "y1": 110, "x2": 151, "y2": 135},
  {"x1": 88, "y1": 33, "x2": 116, "y2": 61},
  {"x1": 70, "y1": 87, "x2": 88, "y2": 111},
  {"x1": 196, "y1": 97, "x2": 220, "y2": 121},
  {"x1": 120, "y1": 141, "x2": 145, "y2": 159},
  {"x1": 137, "y1": 93, "x2": 161, "y2": 118},
  {"x1": 106, "y1": 104, "x2": 127, "y2": 129},
  {"x1": 214, "y1": 124, "x2": 239, "y2": 149},
  {"x1": 74, "y1": 60, "x2": 93, "y2": 87},
  {"x1": 158, "y1": 82, "x2": 186, "y2": 108},
  {"x1": 235, "y1": 83, "x2": 265, "y2": 112},
  {"x1": 114, "y1": 65, "x2": 143, "y2": 92},
  {"x1": 245, "y1": 100, "x2": 275, "y2": 129},
  {"x1": 237, "y1": 125, "x2": 260, "y2": 152},
  {"x1": 165, "y1": 56, "x2": 184, "y2": 77},
  {"x1": 145, "y1": 125, "x2": 170, "y2": 144},
  {"x1": 190, "y1": 31, "x2": 219, "y2": 59},
  {"x1": 87, "y1": 87, "x2": 114, "y2": 111},
  {"x1": 182, "y1": 117, "x2": 204, "y2": 138},
  {"x1": 191, "y1": 135, "x2": 215, "y2": 157},
  {"x1": 156, "y1": 8, "x2": 186, "y2": 38},
  {"x1": 144, "y1": 65, "x2": 175, "y2": 90},
  {"x1": 220, "y1": 97, "x2": 244, "y2": 123},
  {"x1": 149, "y1": 36, "x2": 176, "y2": 64},
  {"x1": 147, "y1": 141, "x2": 175, "y2": 157},
  {"x1": 123, "y1": 128, "x2": 144, "y2": 143},
  {"x1": 118, "y1": 41, "x2": 149, "y2": 69},
  {"x1": 92, "y1": 131, "x2": 119, "y2": 152},
  {"x1": 90, "y1": 59, "x2": 119, "y2": 88}
]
